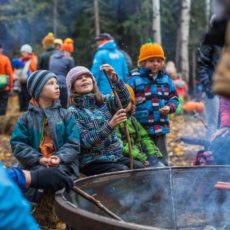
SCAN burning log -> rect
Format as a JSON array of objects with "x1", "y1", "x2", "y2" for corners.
[{"x1": 214, "y1": 181, "x2": 230, "y2": 190}]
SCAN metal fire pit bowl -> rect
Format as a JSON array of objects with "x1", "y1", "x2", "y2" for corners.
[{"x1": 55, "y1": 166, "x2": 230, "y2": 230}]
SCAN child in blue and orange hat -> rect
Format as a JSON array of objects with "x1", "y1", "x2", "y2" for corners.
[{"x1": 127, "y1": 43, "x2": 179, "y2": 165}]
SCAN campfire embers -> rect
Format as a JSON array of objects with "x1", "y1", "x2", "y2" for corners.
[{"x1": 55, "y1": 166, "x2": 230, "y2": 230}]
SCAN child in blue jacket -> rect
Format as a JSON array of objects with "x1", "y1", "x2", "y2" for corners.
[
  {"x1": 127, "y1": 43, "x2": 178, "y2": 165},
  {"x1": 10, "y1": 70, "x2": 80, "y2": 201}
]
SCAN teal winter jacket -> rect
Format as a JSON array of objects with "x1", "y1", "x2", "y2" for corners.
[
  {"x1": 91, "y1": 40, "x2": 129, "y2": 94},
  {"x1": 10, "y1": 101, "x2": 80, "y2": 177}
]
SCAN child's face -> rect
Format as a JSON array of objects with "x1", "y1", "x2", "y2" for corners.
[
  {"x1": 72, "y1": 74, "x2": 93, "y2": 95},
  {"x1": 40, "y1": 77, "x2": 60, "y2": 100},
  {"x1": 145, "y1": 58, "x2": 164, "y2": 73}
]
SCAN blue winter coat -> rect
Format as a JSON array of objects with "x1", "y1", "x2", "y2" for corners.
[
  {"x1": 49, "y1": 50, "x2": 75, "y2": 87},
  {"x1": 0, "y1": 162, "x2": 40, "y2": 230},
  {"x1": 10, "y1": 101, "x2": 80, "y2": 178},
  {"x1": 127, "y1": 68, "x2": 178, "y2": 136},
  {"x1": 91, "y1": 40, "x2": 129, "y2": 94}
]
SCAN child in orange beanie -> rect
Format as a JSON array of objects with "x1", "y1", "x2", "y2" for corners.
[{"x1": 127, "y1": 43, "x2": 179, "y2": 165}]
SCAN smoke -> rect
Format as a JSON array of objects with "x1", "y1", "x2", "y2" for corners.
[{"x1": 63, "y1": 168, "x2": 230, "y2": 229}]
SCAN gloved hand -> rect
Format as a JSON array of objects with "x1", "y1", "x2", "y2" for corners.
[{"x1": 30, "y1": 167, "x2": 73, "y2": 192}]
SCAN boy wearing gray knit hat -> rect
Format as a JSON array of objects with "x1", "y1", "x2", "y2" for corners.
[
  {"x1": 10, "y1": 70, "x2": 80, "y2": 202},
  {"x1": 27, "y1": 70, "x2": 58, "y2": 99}
]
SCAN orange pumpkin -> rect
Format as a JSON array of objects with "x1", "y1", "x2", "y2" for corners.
[{"x1": 182, "y1": 101, "x2": 205, "y2": 113}]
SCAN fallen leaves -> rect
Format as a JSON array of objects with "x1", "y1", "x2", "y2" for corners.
[{"x1": 168, "y1": 114, "x2": 205, "y2": 166}]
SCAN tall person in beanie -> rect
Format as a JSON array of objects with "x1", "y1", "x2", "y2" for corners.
[
  {"x1": 49, "y1": 38, "x2": 75, "y2": 108},
  {"x1": 127, "y1": 43, "x2": 179, "y2": 165},
  {"x1": 38, "y1": 32, "x2": 55, "y2": 70},
  {"x1": 91, "y1": 33, "x2": 129, "y2": 95},
  {"x1": 67, "y1": 64, "x2": 144, "y2": 176},
  {"x1": 10, "y1": 70, "x2": 80, "y2": 202}
]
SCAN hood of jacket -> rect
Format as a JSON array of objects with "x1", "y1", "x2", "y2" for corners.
[{"x1": 98, "y1": 40, "x2": 117, "y2": 51}]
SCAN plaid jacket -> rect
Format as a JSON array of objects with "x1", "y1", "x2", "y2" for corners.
[
  {"x1": 127, "y1": 68, "x2": 178, "y2": 136},
  {"x1": 69, "y1": 79, "x2": 130, "y2": 167}
]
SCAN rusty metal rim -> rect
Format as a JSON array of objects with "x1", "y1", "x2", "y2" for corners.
[
  {"x1": 72, "y1": 165, "x2": 230, "y2": 185},
  {"x1": 55, "y1": 166, "x2": 230, "y2": 230},
  {"x1": 55, "y1": 191, "x2": 164, "y2": 230}
]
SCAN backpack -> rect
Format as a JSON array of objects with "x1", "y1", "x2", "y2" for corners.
[
  {"x1": 18, "y1": 60, "x2": 31, "y2": 83},
  {"x1": 0, "y1": 74, "x2": 9, "y2": 90}
]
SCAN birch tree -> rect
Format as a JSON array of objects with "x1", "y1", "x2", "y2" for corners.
[
  {"x1": 152, "y1": 0, "x2": 161, "y2": 44},
  {"x1": 178, "y1": 0, "x2": 191, "y2": 82},
  {"x1": 93, "y1": 0, "x2": 100, "y2": 36},
  {"x1": 205, "y1": 0, "x2": 211, "y2": 29}
]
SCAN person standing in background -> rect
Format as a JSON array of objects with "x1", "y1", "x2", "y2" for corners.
[
  {"x1": 49, "y1": 38, "x2": 75, "y2": 108},
  {"x1": 38, "y1": 32, "x2": 55, "y2": 70},
  {"x1": 91, "y1": 33, "x2": 129, "y2": 95},
  {"x1": 19, "y1": 44, "x2": 38, "y2": 111},
  {"x1": 0, "y1": 44, "x2": 13, "y2": 116}
]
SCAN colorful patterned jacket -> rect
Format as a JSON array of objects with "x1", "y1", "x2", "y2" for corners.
[
  {"x1": 127, "y1": 68, "x2": 178, "y2": 136},
  {"x1": 10, "y1": 101, "x2": 80, "y2": 178},
  {"x1": 116, "y1": 115, "x2": 162, "y2": 163},
  {"x1": 68, "y1": 79, "x2": 130, "y2": 168}
]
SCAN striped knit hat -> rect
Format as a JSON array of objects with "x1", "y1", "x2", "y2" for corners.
[{"x1": 27, "y1": 70, "x2": 57, "y2": 99}]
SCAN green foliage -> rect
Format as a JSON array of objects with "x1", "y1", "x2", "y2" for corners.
[{"x1": 0, "y1": 0, "x2": 209, "y2": 69}]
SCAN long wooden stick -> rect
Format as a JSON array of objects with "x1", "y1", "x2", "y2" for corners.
[
  {"x1": 102, "y1": 70, "x2": 134, "y2": 170},
  {"x1": 72, "y1": 186, "x2": 124, "y2": 221}
]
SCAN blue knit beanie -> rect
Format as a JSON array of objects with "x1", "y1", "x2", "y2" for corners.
[{"x1": 27, "y1": 70, "x2": 57, "y2": 99}]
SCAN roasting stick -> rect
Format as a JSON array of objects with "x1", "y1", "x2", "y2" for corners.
[
  {"x1": 72, "y1": 186, "x2": 124, "y2": 221},
  {"x1": 102, "y1": 68, "x2": 134, "y2": 170},
  {"x1": 214, "y1": 181, "x2": 230, "y2": 190}
]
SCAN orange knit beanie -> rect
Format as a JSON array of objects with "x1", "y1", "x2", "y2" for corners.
[
  {"x1": 138, "y1": 43, "x2": 165, "y2": 63},
  {"x1": 62, "y1": 38, "x2": 74, "y2": 53},
  {"x1": 42, "y1": 32, "x2": 55, "y2": 48},
  {"x1": 125, "y1": 84, "x2": 136, "y2": 103}
]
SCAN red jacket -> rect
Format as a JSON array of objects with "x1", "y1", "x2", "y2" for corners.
[{"x1": 0, "y1": 53, "x2": 13, "y2": 92}]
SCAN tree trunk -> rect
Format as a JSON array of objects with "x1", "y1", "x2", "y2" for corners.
[
  {"x1": 53, "y1": 0, "x2": 58, "y2": 36},
  {"x1": 93, "y1": 0, "x2": 100, "y2": 36},
  {"x1": 205, "y1": 0, "x2": 211, "y2": 29},
  {"x1": 175, "y1": 15, "x2": 181, "y2": 69},
  {"x1": 152, "y1": 0, "x2": 161, "y2": 44},
  {"x1": 178, "y1": 0, "x2": 191, "y2": 82}
]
